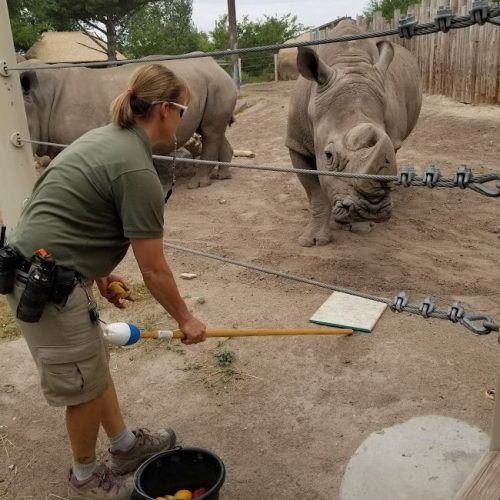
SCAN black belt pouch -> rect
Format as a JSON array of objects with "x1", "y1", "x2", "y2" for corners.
[
  {"x1": 51, "y1": 266, "x2": 77, "y2": 305},
  {"x1": 0, "y1": 246, "x2": 20, "y2": 294}
]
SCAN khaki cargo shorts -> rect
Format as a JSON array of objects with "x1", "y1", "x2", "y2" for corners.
[{"x1": 6, "y1": 272, "x2": 110, "y2": 407}]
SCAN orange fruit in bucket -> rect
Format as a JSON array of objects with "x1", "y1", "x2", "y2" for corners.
[{"x1": 174, "y1": 490, "x2": 193, "y2": 500}]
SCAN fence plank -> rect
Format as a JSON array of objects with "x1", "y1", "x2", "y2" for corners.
[
  {"x1": 454, "y1": 451, "x2": 500, "y2": 500},
  {"x1": 364, "y1": 0, "x2": 499, "y2": 103}
]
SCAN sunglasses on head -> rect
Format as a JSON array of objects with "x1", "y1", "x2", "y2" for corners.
[{"x1": 152, "y1": 100, "x2": 188, "y2": 117}]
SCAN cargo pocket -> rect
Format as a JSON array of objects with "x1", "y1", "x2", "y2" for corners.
[{"x1": 37, "y1": 339, "x2": 108, "y2": 405}]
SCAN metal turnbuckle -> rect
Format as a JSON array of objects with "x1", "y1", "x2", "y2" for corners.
[
  {"x1": 396, "y1": 166, "x2": 416, "y2": 187},
  {"x1": 470, "y1": 0, "x2": 490, "y2": 25},
  {"x1": 424, "y1": 165, "x2": 441, "y2": 188},
  {"x1": 447, "y1": 301, "x2": 465, "y2": 322},
  {"x1": 453, "y1": 165, "x2": 472, "y2": 189},
  {"x1": 391, "y1": 291, "x2": 409, "y2": 312},
  {"x1": 435, "y1": 6, "x2": 453, "y2": 32},
  {"x1": 460, "y1": 313, "x2": 500, "y2": 335},
  {"x1": 419, "y1": 297, "x2": 436, "y2": 318},
  {"x1": 399, "y1": 14, "x2": 418, "y2": 39}
]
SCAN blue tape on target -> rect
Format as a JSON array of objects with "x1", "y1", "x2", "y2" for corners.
[{"x1": 126, "y1": 323, "x2": 140, "y2": 345}]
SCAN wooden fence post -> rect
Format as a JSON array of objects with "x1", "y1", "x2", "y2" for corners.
[{"x1": 375, "y1": 0, "x2": 499, "y2": 104}]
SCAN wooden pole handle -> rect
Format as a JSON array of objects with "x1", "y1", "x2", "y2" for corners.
[
  {"x1": 141, "y1": 327, "x2": 353, "y2": 339},
  {"x1": 140, "y1": 330, "x2": 164, "y2": 339}
]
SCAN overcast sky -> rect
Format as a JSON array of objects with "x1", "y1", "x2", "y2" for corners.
[{"x1": 192, "y1": 0, "x2": 368, "y2": 33}]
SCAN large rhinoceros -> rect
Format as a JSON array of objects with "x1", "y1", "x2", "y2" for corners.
[
  {"x1": 286, "y1": 19, "x2": 422, "y2": 246},
  {"x1": 20, "y1": 54, "x2": 237, "y2": 189}
]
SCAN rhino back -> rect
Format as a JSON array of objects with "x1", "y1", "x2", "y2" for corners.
[
  {"x1": 383, "y1": 43, "x2": 422, "y2": 143},
  {"x1": 27, "y1": 56, "x2": 236, "y2": 153},
  {"x1": 51, "y1": 69, "x2": 116, "y2": 144},
  {"x1": 145, "y1": 56, "x2": 237, "y2": 146}
]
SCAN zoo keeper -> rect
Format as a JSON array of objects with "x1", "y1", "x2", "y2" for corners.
[{"x1": 4, "y1": 63, "x2": 206, "y2": 500}]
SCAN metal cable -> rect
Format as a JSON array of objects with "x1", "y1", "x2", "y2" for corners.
[
  {"x1": 21, "y1": 138, "x2": 500, "y2": 196},
  {"x1": 164, "y1": 242, "x2": 499, "y2": 335},
  {"x1": 16, "y1": 145, "x2": 500, "y2": 333},
  {"x1": 165, "y1": 241, "x2": 392, "y2": 303},
  {"x1": 4, "y1": 7, "x2": 500, "y2": 72},
  {"x1": 164, "y1": 156, "x2": 393, "y2": 180}
]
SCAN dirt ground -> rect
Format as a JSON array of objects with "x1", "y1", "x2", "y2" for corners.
[{"x1": 1, "y1": 81, "x2": 499, "y2": 500}]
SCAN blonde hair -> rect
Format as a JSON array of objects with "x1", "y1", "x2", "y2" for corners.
[{"x1": 110, "y1": 63, "x2": 191, "y2": 128}]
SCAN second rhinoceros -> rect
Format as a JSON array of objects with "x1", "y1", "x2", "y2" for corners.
[
  {"x1": 20, "y1": 54, "x2": 237, "y2": 190},
  {"x1": 286, "y1": 19, "x2": 422, "y2": 246}
]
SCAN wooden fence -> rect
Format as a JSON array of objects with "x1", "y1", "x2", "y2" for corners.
[{"x1": 359, "y1": 0, "x2": 500, "y2": 104}]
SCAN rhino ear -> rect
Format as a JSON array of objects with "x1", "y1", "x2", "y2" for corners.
[
  {"x1": 375, "y1": 41, "x2": 394, "y2": 78},
  {"x1": 297, "y1": 47, "x2": 334, "y2": 86},
  {"x1": 20, "y1": 70, "x2": 38, "y2": 96}
]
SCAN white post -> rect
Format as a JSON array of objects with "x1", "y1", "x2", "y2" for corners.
[
  {"x1": 0, "y1": 0, "x2": 37, "y2": 234},
  {"x1": 274, "y1": 53, "x2": 278, "y2": 81},
  {"x1": 237, "y1": 57, "x2": 242, "y2": 86}
]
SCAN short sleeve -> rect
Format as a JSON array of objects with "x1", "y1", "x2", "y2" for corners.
[{"x1": 111, "y1": 170, "x2": 164, "y2": 238}]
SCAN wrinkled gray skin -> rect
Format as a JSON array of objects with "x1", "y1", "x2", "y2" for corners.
[
  {"x1": 20, "y1": 54, "x2": 237, "y2": 190},
  {"x1": 286, "y1": 19, "x2": 422, "y2": 246}
]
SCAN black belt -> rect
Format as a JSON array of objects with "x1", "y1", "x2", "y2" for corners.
[{"x1": 15, "y1": 258, "x2": 80, "y2": 306}]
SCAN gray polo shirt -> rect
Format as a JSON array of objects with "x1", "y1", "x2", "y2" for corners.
[{"x1": 10, "y1": 123, "x2": 164, "y2": 279}]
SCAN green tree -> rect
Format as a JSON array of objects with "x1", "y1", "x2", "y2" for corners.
[
  {"x1": 195, "y1": 31, "x2": 213, "y2": 53},
  {"x1": 121, "y1": 0, "x2": 204, "y2": 58},
  {"x1": 46, "y1": 0, "x2": 152, "y2": 60},
  {"x1": 7, "y1": 0, "x2": 74, "y2": 52},
  {"x1": 211, "y1": 15, "x2": 230, "y2": 50},
  {"x1": 363, "y1": 0, "x2": 422, "y2": 22},
  {"x1": 210, "y1": 13, "x2": 306, "y2": 80}
]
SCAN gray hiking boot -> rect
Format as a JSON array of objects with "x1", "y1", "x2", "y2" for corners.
[
  {"x1": 109, "y1": 427, "x2": 176, "y2": 475},
  {"x1": 68, "y1": 463, "x2": 134, "y2": 500}
]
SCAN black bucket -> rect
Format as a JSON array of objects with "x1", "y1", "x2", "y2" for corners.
[{"x1": 133, "y1": 447, "x2": 225, "y2": 500}]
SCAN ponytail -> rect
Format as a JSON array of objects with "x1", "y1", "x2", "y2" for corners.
[
  {"x1": 110, "y1": 91, "x2": 135, "y2": 128},
  {"x1": 110, "y1": 64, "x2": 190, "y2": 128}
]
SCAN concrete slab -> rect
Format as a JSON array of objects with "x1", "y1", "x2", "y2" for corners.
[{"x1": 340, "y1": 415, "x2": 489, "y2": 500}]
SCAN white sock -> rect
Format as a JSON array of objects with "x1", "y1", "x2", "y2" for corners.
[
  {"x1": 110, "y1": 428, "x2": 136, "y2": 453},
  {"x1": 72, "y1": 459, "x2": 98, "y2": 482}
]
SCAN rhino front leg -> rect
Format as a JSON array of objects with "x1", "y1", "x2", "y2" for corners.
[{"x1": 290, "y1": 150, "x2": 332, "y2": 246}]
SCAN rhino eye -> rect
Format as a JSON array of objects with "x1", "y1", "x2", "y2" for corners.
[{"x1": 325, "y1": 151, "x2": 334, "y2": 164}]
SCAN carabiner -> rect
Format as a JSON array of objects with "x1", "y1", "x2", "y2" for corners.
[{"x1": 460, "y1": 314, "x2": 499, "y2": 335}]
